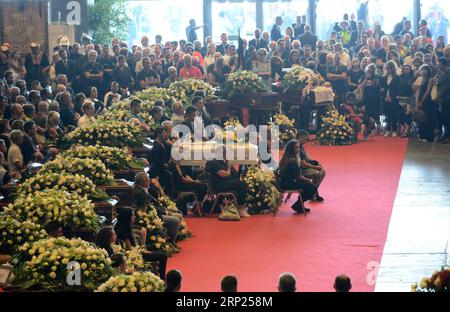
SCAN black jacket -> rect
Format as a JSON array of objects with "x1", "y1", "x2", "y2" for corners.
[
  {"x1": 381, "y1": 75, "x2": 401, "y2": 105},
  {"x1": 298, "y1": 32, "x2": 318, "y2": 51},
  {"x1": 132, "y1": 185, "x2": 166, "y2": 218},
  {"x1": 249, "y1": 38, "x2": 268, "y2": 51},
  {"x1": 55, "y1": 59, "x2": 77, "y2": 82}
]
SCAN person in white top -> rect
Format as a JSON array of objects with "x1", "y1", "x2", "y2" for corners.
[
  {"x1": 78, "y1": 100, "x2": 96, "y2": 127},
  {"x1": 7, "y1": 130, "x2": 24, "y2": 179}
]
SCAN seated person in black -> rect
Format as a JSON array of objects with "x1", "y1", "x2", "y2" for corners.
[
  {"x1": 149, "y1": 127, "x2": 172, "y2": 195},
  {"x1": 132, "y1": 172, "x2": 181, "y2": 244},
  {"x1": 279, "y1": 140, "x2": 318, "y2": 214},
  {"x1": 168, "y1": 158, "x2": 207, "y2": 214},
  {"x1": 205, "y1": 145, "x2": 250, "y2": 217},
  {"x1": 98, "y1": 214, "x2": 167, "y2": 279}
]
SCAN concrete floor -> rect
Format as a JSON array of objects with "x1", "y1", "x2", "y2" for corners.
[{"x1": 375, "y1": 140, "x2": 450, "y2": 292}]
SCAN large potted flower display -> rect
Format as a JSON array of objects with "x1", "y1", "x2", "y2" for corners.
[
  {"x1": 241, "y1": 166, "x2": 280, "y2": 215},
  {"x1": 11, "y1": 237, "x2": 114, "y2": 291},
  {"x1": 317, "y1": 106, "x2": 355, "y2": 146},
  {"x1": 270, "y1": 113, "x2": 298, "y2": 148}
]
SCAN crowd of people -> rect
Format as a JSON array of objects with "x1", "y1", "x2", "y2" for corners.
[{"x1": 0, "y1": 12, "x2": 449, "y2": 290}]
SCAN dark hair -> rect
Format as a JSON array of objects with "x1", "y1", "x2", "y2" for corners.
[
  {"x1": 279, "y1": 140, "x2": 299, "y2": 175},
  {"x1": 334, "y1": 275, "x2": 352, "y2": 292},
  {"x1": 221, "y1": 276, "x2": 238, "y2": 292},
  {"x1": 45, "y1": 221, "x2": 63, "y2": 236},
  {"x1": 279, "y1": 274, "x2": 296, "y2": 292},
  {"x1": 154, "y1": 99, "x2": 165, "y2": 107},
  {"x1": 95, "y1": 226, "x2": 115, "y2": 256},
  {"x1": 28, "y1": 90, "x2": 41, "y2": 102},
  {"x1": 296, "y1": 129, "x2": 310, "y2": 139},
  {"x1": 86, "y1": 86, "x2": 97, "y2": 98},
  {"x1": 0, "y1": 119, "x2": 9, "y2": 133},
  {"x1": 185, "y1": 106, "x2": 196, "y2": 116},
  {"x1": 129, "y1": 99, "x2": 142, "y2": 111},
  {"x1": 165, "y1": 270, "x2": 182, "y2": 292},
  {"x1": 111, "y1": 253, "x2": 126, "y2": 268},
  {"x1": 154, "y1": 126, "x2": 165, "y2": 136},
  {"x1": 11, "y1": 119, "x2": 24, "y2": 131},
  {"x1": 114, "y1": 207, "x2": 135, "y2": 246},
  {"x1": 23, "y1": 121, "x2": 36, "y2": 133},
  {"x1": 150, "y1": 106, "x2": 163, "y2": 116},
  {"x1": 117, "y1": 55, "x2": 126, "y2": 62},
  {"x1": 191, "y1": 96, "x2": 203, "y2": 106},
  {"x1": 23, "y1": 104, "x2": 35, "y2": 117},
  {"x1": 439, "y1": 57, "x2": 448, "y2": 67}
]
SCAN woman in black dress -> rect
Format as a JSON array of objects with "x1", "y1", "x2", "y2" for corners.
[
  {"x1": 279, "y1": 140, "x2": 317, "y2": 214},
  {"x1": 381, "y1": 61, "x2": 401, "y2": 137},
  {"x1": 347, "y1": 58, "x2": 365, "y2": 93},
  {"x1": 417, "y1": 65, "x2": 435, "y2": 142},
  {"x1": 359, "y1": 63, "x2": 381, "y2": 126}
]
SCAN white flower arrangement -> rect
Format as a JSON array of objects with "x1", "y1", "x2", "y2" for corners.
[
  {"x1": 0, "y1": 217, "x2": 48, "y2": 255},
  {"x1": 269, "y1": 114, "x2": 297, "y2": 148},
  {"x1": 61, "y1": 145, "x2": 146, "y2": 172},
  {"x1": 96, "y1": 271, "x2": 165, "y2": 292},
  {"x1": 317, "y1": 106, "x2": 355, "y2": 146},
  {"x1": 223, "y1": 70, "x2": 268, "y2": 98},
  {"x1": 168, "y1": 79, "x2": 217, "y2": 106},
  {"x1": 4, "y1": 190, "x2": 100, "y2": 232},
  {"x1": 282, "y1": 66, "x2": 325, "y2": 93},
  {"x1": 12, "y1": 237, "x2": 114, "y2": 291},
  {"x1": 39, "y1": 156, "x2": 115, "y2": 186},
  {"x1": 16, "y1": 172, "x2": 110, "y2": 201}
]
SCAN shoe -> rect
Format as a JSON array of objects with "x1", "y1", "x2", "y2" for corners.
[
  {"x1": 400, "y1": 133, "x2": 408, "y2": 138},
  {"x1": 315, "y1": 195, "x2": 324, "y2": 202},
  {"x1": 384, "y1": 131, "x2": 391, "y2": 137},
  {"x1": 295, "y1": 208, "x2": 311, "y2": 214},
  {"x1": 239, "y1": 208, "x2": 251, "y2": 218},
  {"x1": 392, "y1": 132, "x2": 397, "y2": 137}
]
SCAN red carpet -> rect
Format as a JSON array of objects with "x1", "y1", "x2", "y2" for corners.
[{"x1": 168, "y1": 137, "x2": 408, "y2": 292}]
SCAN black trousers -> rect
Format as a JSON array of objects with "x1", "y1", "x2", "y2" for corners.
[
  {"x1": 281, "y1": 180, "x2": 318, "y2": 203},
  {"x1": 384, "y1": 102, "x2": 400, "y2": 132},
  {"x1": 143, "y1": 251, "x2": 168, "y2": 280},
  {"x1": 419, "y1": 101, "x2": 435, "y2": 142},
  {"x1": 215, "y1": 180, "x2": 247, "y2": 206}
]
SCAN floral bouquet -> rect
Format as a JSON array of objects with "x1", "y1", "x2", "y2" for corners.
[
  {"x1": 168, "y1": 79, "x2": 217, "y2": 106},
  {"x1": 62, "y1": 121, "x2": 146, "y2": 148},
  {"x1": 0, "y1": 217, "x2": 48, "y2": 255},
  {"x1": 412, "y1": 267, "x2": 450, "y2": 292},
  {"x1": 223, "y1": 116, "x2": 242, "y2": 130},
  {"x1": 222, "y1": 70, "x2": 268, "y2": 98},
  {"x1": 270, "y1": 113, "x2": 297, "y2": 148},
  {"x1": 317, "y1": 106, "x2": 354, "y2": 146},
  {"x1": 16, "y1": 172, "x2": 110, "y2": 201},
  {"x1": 282, "y1": 66, "x2": 325, "y2": 93},
  {"x1": 39, "y1": 156, "x2": 115, "y2": 186},
  {"x1": 135, "y1": 208, "x2": 178, "y2": 256},
  {"x1": 4, "y1": 190, "x2": 101, "y2": 232},
  {"x1": 110, "y1": 244, "x2": 155, "y2": 273},
  {"x1": 12, "y1": 237, "x2": 114, "y2": 291},
  {"x1": 135, "y1": 87, "x2": 174, "y2": 109},
  {"x1": 241, "y1": 166, "x2": 280, "y2": 215},
  {"x1": 156, "y1": 196, "x2": 193, "y2": 241},
  {"x1": 61, "y1": 146, "x2": 146, "y2": 172},
  {"x1": 98, "y1": 108, "x2": 155, "y2": 127},
  {"x1": 96, "y1": 271, "x2": 165, "y2": 292}
]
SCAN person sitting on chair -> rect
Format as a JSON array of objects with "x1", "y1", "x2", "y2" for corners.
[
  {"x1": 205, "y1": 145, "x2": 250, "y2": 217},
  {"x1": 132, "y1": 172, "x2": 181, "y2": 244},
  {"x1": 279, "y1": 140, "x2": 318, "y2": 213},
  {"x1": 296, "y1": 130, "x2": 326, "y2": 202},
  {"x1": 149, "y1": 127, "x2": 172, "y2": 195}
]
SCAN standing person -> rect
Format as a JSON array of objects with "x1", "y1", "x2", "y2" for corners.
[
  {"x1": 249, "y1": 29, "x2": 268, "y2": 51},
  {"x1": 24, "y1": 42, "x2": 50, "y2": 89},
  {"x1": 112, "y1": 55, "x2": 134, "y2": 98},
  {"x1": 436, "y1": 58, "x2": 450, "y2": 143},
  {"x1": 55, "y1": 49, "x2": 77, "y2": 84},
  {"x1": 186, "y1": 19, "x2": 205, "y2": 43},
  {"x1": 216, "y1": 33, "x2": 229, "y2": 56},
  {"x1": 347, "y1": 58, "x2": 365, "y2": 92},
  {"x1": 252, "y1": 49, "x2": 272, "y2": 87},
  {"x1": 278, "y1": 140, "x2": 317, "y2": 214},
  {"x1": 381, "y1": 61, "x2": 401, "y2": 137},
  {"x1": 417, "y1": 65, "x2": 435, "y2": 142},
  {"x1": 327, "y1": 52, "x2": 348, "y2": 107},
  {"x1": 359, "y1": 64, "x2": 381, "y2": 128},
  {"x1": 136, "y1": 57, "x2": 160, "y2": 90},
  {"x1": 82, "y1": 50, "x2": 104, "y2": 97},
  {"x1": 298, "y1": 25, "x2": 317, "y2": 51},
  {"x1": 271, "y1": 17, "x2": 284, "y2": 42},
  {"x1": 293, "y1": 15, "x2": 307, "y2": 38}
]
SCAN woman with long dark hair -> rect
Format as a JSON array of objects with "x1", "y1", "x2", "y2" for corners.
[
  {"x1": 359, "y1": 63, "x2": 381, "y2": 127},
  {"x1": 112, "y1": 208, "x2": 168, "y2": 279},
  {"x1": 381, "y1": 61, "x2": 401, "y2": 137},
  {"x1": 278, "y1": 140, "x2": 317, "y2": 214},
  {"x1": 417, "y1": 65, "x2": 435, "y2": 142}
]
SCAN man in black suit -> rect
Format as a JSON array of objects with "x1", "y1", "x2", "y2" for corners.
[
  {"x1": 132, "y1": 172, "x2": 181, "y2": 244},
  {"x1": 293, "y1": 15, "x2": 307, "y2": 38},
  {"x1": 216, "y1": 33, "x2": 229, "y2": 56},
  {"x1": 55, "y1": 49, "x2": 77, "y2": 84},
  {"x1": 270, "y1": 17, "x2": 283, "y2": 42},
  {"x1": 249, "y1": 29, "x2": 268, "y2": 51},
  {"x1": 298, "y1": 25, "x2": 318, "y2": 51}
]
